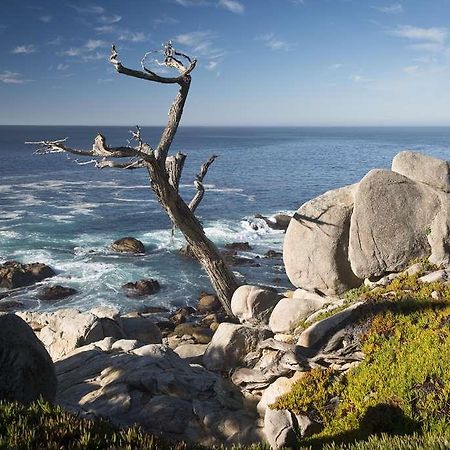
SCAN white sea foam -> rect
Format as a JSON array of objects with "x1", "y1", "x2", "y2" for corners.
[
  {"x1": 0, "y1": 211, "x2": 23, "y2": 221},
  {"x1": 0, "y1": 230, "x2": 21, "y2": 239}
]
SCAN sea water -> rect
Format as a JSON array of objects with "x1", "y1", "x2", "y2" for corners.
[{"x1": 1, "y1": 126, "x2": 449, "y2": 313}]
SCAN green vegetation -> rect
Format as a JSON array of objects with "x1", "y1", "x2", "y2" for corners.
[
  {"x1": 272, "y1": 272, "x2": 450, "y2": 448},
  {"x1": 0, "y1": 399, "x2": 186, "y2": 449}
]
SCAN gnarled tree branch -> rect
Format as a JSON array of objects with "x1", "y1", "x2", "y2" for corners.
[{"x1": 189, "y1": 155, "x2": 218, "y2": 213}]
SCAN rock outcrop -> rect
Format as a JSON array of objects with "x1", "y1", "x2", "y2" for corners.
[
  {"x1": 0, "y1": 261, "x2": 55, "y2": 289},
  {"x1": 111, "y1": 237, "x2": 145, "y2": 254},
  {"x1": 0, "y1": 313, "x2": 56, "y2": 404}
]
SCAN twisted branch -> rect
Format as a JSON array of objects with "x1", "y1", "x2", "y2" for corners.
[{"x1": 189, "y1": 155, "x2": 218, "y2": 212}]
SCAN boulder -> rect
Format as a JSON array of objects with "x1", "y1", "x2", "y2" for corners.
[
  {"x1": 197, "y1": 293, "x2": 221, "y2": 313},
  {"x1": 122, "y1": 279, "x2": 160, "y2": 297},
  {"x1": 0, "y1": 261, "x2": 55, "y2": 289},
  {"x1": 225, "y1": 242, "x2": 252, "y2": 251},
  {"x1": 283, "y1": 184, "x2": 361, "y2": 296},
  {"x1": 0, "y1": 313, "x2": 56, "y2": 404},
  {"x1": 263, "y1": 408, "x2": 298, "y2": 449},
  {"x1": 38, "y1": 285, "x2": 78, "y2": 301},
  {"x1": 265, "y1": 250, "x2": 283, "y2": 258},
  {"x1": 111, "y1": 237, "x2": 145, "y2": 254},
  {"x1": 120, "y1": 314, "x2": 162, "y2": 344},
  {"x1": 269, "y1": 289, "x2": 330, "y2": 334},
  {"x1": 231, "y1": 285, "x2": 280, "y2": 325},
  {"x1": 174, "y1": 343, "x2": 208, "y2": 364},
  {"x1": 203, "y1": 323, "x2": 272, "y2": 372},
  {"x1": 349, "y1": 169, "x2": 443, "y2": 278},
  {"x1": 18, "y1": 308, "x2": 125, "y2": 361},
  {"x1": 255, "y1": 214, "x2": 291, "y2": 231},
  {"x1": 392, "y1": 151, "x2": 450, "y2": 193}
]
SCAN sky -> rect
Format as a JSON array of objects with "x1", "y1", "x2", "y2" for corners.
[{"x1": 0, "y1": 0, "x2": 449, "y2": 126}]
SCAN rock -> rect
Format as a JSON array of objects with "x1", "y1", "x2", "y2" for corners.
[
  {"x1": 265, "y1": 250, "x2": 283, "y2": 258},
  {"x1": 263, "y1": 408, "x2": 298, "y2": 449},
  {"x1": 392, "y1": 150, "x2": 450, "y2": 193},
  {"x1": 17, "y1": 308, "x2": 125, "y2": 361},
  {"x1": 192, "y1": 327, "x2": 214, "y2": 344},
  {"x1": 203, "y1": 323, "x2": 272, "y2": 372},
  {"x1": 418, "y1": 270, "x2": 448, "y2": 283},
  {"x1": 223, "y1": 251, "x2": 260, "y2": 267},
  {"x1": 297, "y1": 301, "x2": 364, "y2": 348},
  {"x1": 111, "y1": 237, "x2": 145, "y2": 254},
  {"x1": 295, "y1": 414, "x2": 323, "y2": 438},
  {"x1": 174, "y1": 322, "x2": 198, "y2": 337},
  {"x1": 269, "y1": 289, "x2": 329, "y2": 334},
  {"x1": 0, "y1": 313, "x2": 56, "y2": 404},
  {"x1": 225, "y1": 242, "x2": 252, "y2": 251},
  {"x1": 174, "y1": 343, "x2": 208, "y2": 364},
  {"x1": 120, "y1": 314, "x2": 162, "y2": 344},
  {"x1": 256, "y1": 214, "x2": 291, "y2": 232},
  {"x1": 231, "y1": 285, "x2": 280, "y2": 325},
  {"x1": 138, "y1": 305, "x2": 169, "y2": 314},
  {"x1": 349, "y1": 169, "x2": 443, "y2": 278},
  {"x1": 0, "y1": 299, "x2": 25, "y2": 312},
  {"x1": 197, "y1": 294, "x2": 221, "y2": 313},
  {"x1": 284, "y1": 184, "x2": 362, "y2": 296},
  {"x1": 55, "y1": 340, "x2": 261, "y2": 446},
  {"x1": 122, "y1": 279, "x2": 160, "y2": 297},
  {"x1": 0, "y1": 261, "x2": 55, "y2": 289},
  {"x1": 38, "y1": 285, "x2": 78, "y2": 301},
  {"x1": 257, "y1": 372, "x2": 305, "y2": 416}
]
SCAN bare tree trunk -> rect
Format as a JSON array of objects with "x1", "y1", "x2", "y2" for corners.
[{"x1": 27, "y1": 42, "x2": 239, "y2": 317}]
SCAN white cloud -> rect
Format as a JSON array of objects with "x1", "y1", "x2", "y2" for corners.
[
  {"x1": 57, "y1": 63, "x2": 69, "y2": 71},
  {"x1": 403, "y1": 65, "x2": 419, "y2": 74},
  {"x1": 330, "y1": 63, "x2": 344, "y2": 69},
  {"x1": 0, "y1": 71, "x2": 28, "y2": 84},
  {"x1": 95, "y1": 25, "x2": 114, "y2": 33},
  {"x1": 98, "y1": 14, "x2": 122, "y2": 25},
  {"x1": 39, "y1": 15, "x2": 52, "y2": 23},
  {"x1": 69, "y1": 4, "x2": 105, "y2": 15},
  {"x1": 256, "y1": 33, "x2": 292, "y2": 51},
  {"x1": 85, "y1": 39, "x2": 107, "y2": 51},
  {"x1": 350, "y1": 74, "x2": 373, "y2": 83},
  {"x1": 175, "y1": 0, "x2": 207, "y2": 5},
  {"x1": 153, "y1": 15, "x2": 179, "y2": 26},
  {"x1": 408, "y1": 42, "x2": 448, "y2": 54},
  {"x1": 374, "y1": 3, "x2": 403, "y2": 14},
  {"x1": 60, "y1": 39, "x2": 108, "y2": 61},
  {"x1": 118, "y1": 31, "x2": 146, "y2": 43},
  {"x1": 206, "y1": 60, "x2": 218, "y2": 70},
  {"x1": 11, "y1": 44, "x2": 36, "y2": 54},
  {"x1": 176, "y1": 31, "x2": 213, "y2": 47},
  {"x1": 218, "y1": 0, "x2": 244, "y2": 14},
  {"x1": 390, "y1": 25, "x2": 448, "y2": 44}
]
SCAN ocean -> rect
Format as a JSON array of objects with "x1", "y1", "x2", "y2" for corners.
[{"x1": 1, "y1": 126, "x2": 449, "y2": 313}]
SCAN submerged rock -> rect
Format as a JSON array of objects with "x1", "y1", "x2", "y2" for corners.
[
  {"x1": 0, "y1": 261, "x2": 55, "y2": 289},
  {"x1": 225, "y1": 242, "x2": 253, "y2": 251},
  {"x1": 38, "y1": 285, "x2": 78, "y2": 301},
  {"x1": 122, "y1": 279, "x2": 160, "y2": 297},
  {"x1": 0, "y1": 313, "x2": 56, "y2": 404},
  {"x1": 111, "y1": 237, "x2": 145, "y2": 254}
]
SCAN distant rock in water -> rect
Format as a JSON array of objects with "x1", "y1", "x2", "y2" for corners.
[
  {"x1": 0, "y1": 261, "x2": 55, "y2": 289},
  {"x1": 225, "y1": 242, "x2": 252, "y2": 251},
  {"x1": 283, "y1": 151, "x2": 450, "y2": 294},
  {"x1": 255, "y1": 214, "x2": 291, "y2": 232},
  {"x1": 0, "y1": 299, "x2": 25, "y2": 312},
  {"x1": 38, "y1": 285, "x2": 78, "y2": 302},
  {"x1": 122, "y1": 279, "x2": 160, "y2": 297},
  {"x1": 111, "y1": 237, "x2": 145, "y2": 254},
  {"x1": 0, "y1": 313, "x2": 56, "y2": 404}
]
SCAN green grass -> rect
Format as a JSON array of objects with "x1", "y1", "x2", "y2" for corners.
[{"x1": 271, "y1": 272, "x2": 450, "y2": 448}]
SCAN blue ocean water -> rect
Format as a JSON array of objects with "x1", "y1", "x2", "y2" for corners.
[{"x1": 1, "y1": 126, "x2": 449, "y2": 313}]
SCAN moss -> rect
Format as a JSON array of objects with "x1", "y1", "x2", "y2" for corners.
[{"x1": 272, "y1": 273, "x2": 450, "y2": 448}]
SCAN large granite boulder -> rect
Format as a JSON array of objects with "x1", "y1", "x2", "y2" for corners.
[
  {"x1": 231, "y1": 285, "x2": 280, "y2": 325},
  {"x1": 55, "y1": 339, "x2": 262, "y2": 446},
  {"x1": 349, "y1": 169, "x2": 442, "y2": 278},
  {"x1": 0, "y1": 261, "x2": 55, "y2": 289},
  {"x1": 111, "y1": 237, "x2": 145, "y2": 254},
  {"x1": 392, "y1": 151, "x2": 450, "y2": 193},
  {"x1": 203, "y1": 323, "x2": 272, "y2": 372},
  {"x1": 283, "y1": 184, "x2": 361, "y2": 296},
  {"x1": 269, "y1": 289, "x2": 329, "y2": 334},
  {"x1": 0, "y1": 313, "x2": 56, "y2": 404}
]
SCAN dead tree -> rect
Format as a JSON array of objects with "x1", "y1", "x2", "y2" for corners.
[{"x1": 27, "y1": 42, "x2": 239, "y2": 317}]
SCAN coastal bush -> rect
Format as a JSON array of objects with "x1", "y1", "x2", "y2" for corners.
[{"x1": 271, "y1": 273, "x2": 450, "y2": 448}]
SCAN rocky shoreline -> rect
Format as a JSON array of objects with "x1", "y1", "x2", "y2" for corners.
[{"x1": 1, "y1": 150, "x2": 450, "y2": 448}]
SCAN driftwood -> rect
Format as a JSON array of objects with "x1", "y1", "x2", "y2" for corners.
[{"x1": 26, "y1": 41, "x2": 238, "y2": 317}]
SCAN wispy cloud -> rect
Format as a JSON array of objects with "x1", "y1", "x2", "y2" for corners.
[
  {"x1": 350, "y1": 74, "x2": 373, "y2": 83},
  {"x1": 39, "y1": 15, "x2": 52, "y2": 23},
  {"x1": 218, "y1": 0, "x2": 244, "y2": 14},
  {"x1": 175, "y1": 0, "x2": 207, "y2": 5},
  {"x1": 0, "y1": 71, "x2": 29, "y2": 84},
  {"x1": 403, "y1": 65, "x2": 419, "y2": 74},
  {"x1": 85, "y1": 39, "x2": 107, "y2": 51},
  {"x1": 69, "y1": 4, "x2": 105, "y2": 15},
  {"x1": 206, "y1": 60, "x2": 218, "y2": 70},
  {"x1": 60, "y1": 39, "x2": 108, "y2": 61},
  {"x1": 374, "y1": 3, "x2": 403, "y2": 14},
  {"x1": 256, "y1": 33, "x2": 293, "y2": 51},
  {"x1": 11, "y1": 44, "x2": 36, "y2": 54},
  {"x1": 118, "y1": 31, "x2": 147, "y2": 43},
  {"x1": 57, "y1": 63, "x2": 69, "y2": 71},
  {"x1": 389, "y1": 25, "x2": 448, "y2": 44},
  {"x1": 153, "y1": 15, "x2": 179, "y2": 26},
  {"x1": 330, "y1": 63, "x2": 344, "y2": 69},
  {"x1": 98, "y1": 14, "x2": 122, "y2": 25}
]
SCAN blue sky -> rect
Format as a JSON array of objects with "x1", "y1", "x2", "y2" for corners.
[{"x1": 0, "y1": 0, "x2": 449, "y2": 126}]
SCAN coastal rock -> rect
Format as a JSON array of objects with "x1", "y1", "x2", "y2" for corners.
[
  {"x1": 0, "y1": 261, "x2": 55, "y2": 289},
  {"x1": 297, "y1": 301, "x2": 364, "y2": 348},
  {"x1": 18, "y1": 308, "x2": 124, "y2": 361},
  {"x1": 225, "y1": 242, "x2": 252, "y2": 251},
  {"x1": 283, "y1": 184, "x2": 362, "y2": 296},
  {"x1": 197, "y1": 293, "x2": 221, "y2": 313},
  {"x1": 55, "y1": 340, "x2": 261, "y2": 446},
  {"x1": 269, "y1": 289, "x2": 329, "y2": 334},
  {"x1": 120, "y1": 314, "x2": 162, "y2": 344},
  {"x1": 349, "y1": 169, "x2": 442, "y2": 278},
  {"x1": 392, "y1": 150, "x2": 450, "y2": 193},
  {"x1": 122, "y1": 279, "x2": 160, "y2": 297},
  {"x1": 111, "y1": 237, "x2": 145, "y2": 254},
  {"x1": 0, "y1": 299, "x2": 25, "y2": 312},
  {"x1": 255, "y1": 214, "x2": 291, "y2": 231},
  {"x1": 265, "y1": 250, "x2": 283, "y2": 259},
  {"x1": 263, "y1": 408, "x2": 298, "y2": 449},
  {"x1": 38, "y1": 285, "x2": 78, "y2": 301},
  {"x1": 203, "y1": 323, "x2": 272, "y2": 372},
  {"x1": 231, "y1": 285, "x2": 280, "y2": 325},
  {"x1": 0, "y1": 313, "x2": 56, "y2": 404},
  {"x1": 174, "y1": 343, "x2": 209, "y2": 364}
]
